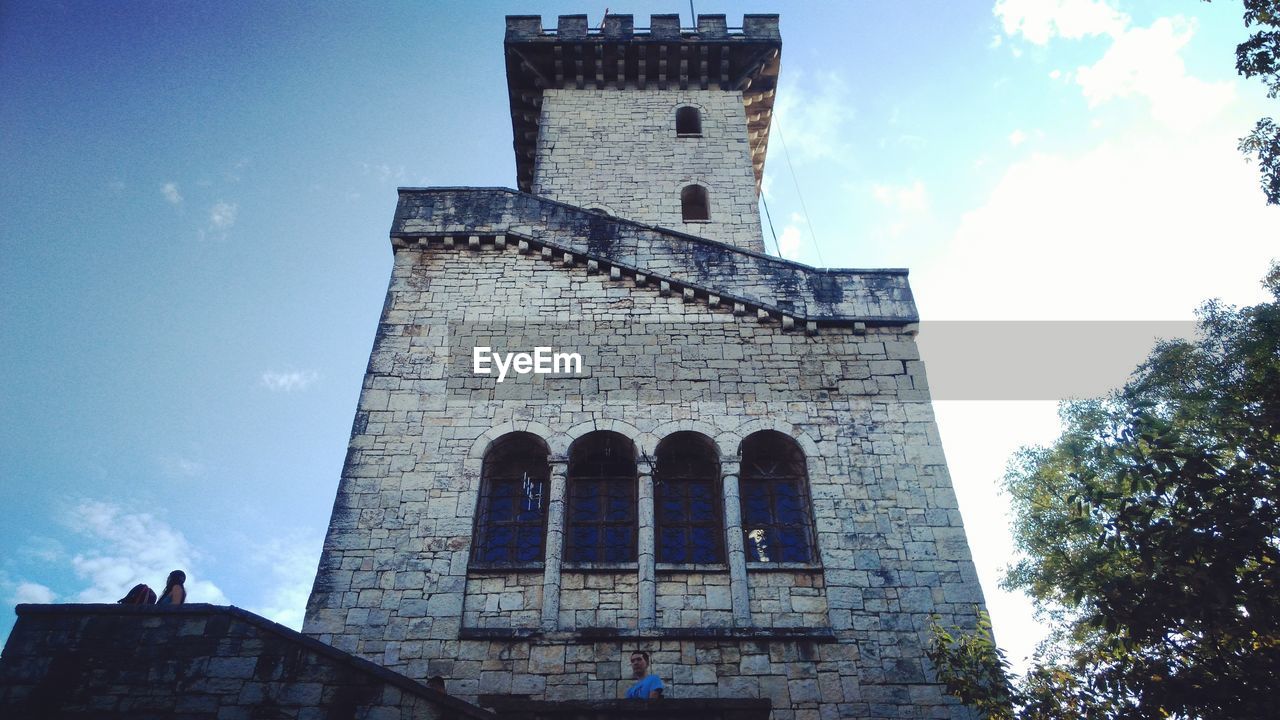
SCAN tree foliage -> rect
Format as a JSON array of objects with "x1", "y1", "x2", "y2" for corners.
[
  {"x1": 1235, "y1": 1, "x2": 1280, "y2": 204},
  {"x1": 930, "y1": 264, "x2": 1280, "y2": 719}
]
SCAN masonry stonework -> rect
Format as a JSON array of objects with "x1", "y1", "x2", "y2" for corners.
[
  {"x1": 533, "y1": 89, "x2": 764, "y2": 252},
  {"x1": 301, "y1": 12, "x2": 988, "y2": 720}
]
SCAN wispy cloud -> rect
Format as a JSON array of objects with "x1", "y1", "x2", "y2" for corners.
[
  {"x1": 209, "y1": 201, "x2": 238, "y2": 229},
  {"x1": 777, "y1": 225, "x2": 803, "y2": 259},
  {"x1": 246, "y1": 532, "x2": 323, "y2": 630},
  {"x1": 158, "y1": 454, "x2": 205, "y2": 479},
  {"x1": 13, "y1": 581, "x2": 56, "y2": 604},
  {"x1": 995, "y1": 0, "x2": 1128, "y2": 45},
  {"x1": 161, "y1": 182, "x2": 183, "y2": 205},
  {"x1": 996, "y1": 1, "x2": 1233, "y2": 133},
  {"x1": 1008, "y1": 129, "x2": 1028, "y2": 147},
  {"x1": 260, "y1": 370, "x2": 319, "y2": 393},
  {"x1": 64, "y1": 499, "x2": 228, "y2": 604},
  {"x1": 771, "y1": 70, "x2": 855, "y2": 163}
]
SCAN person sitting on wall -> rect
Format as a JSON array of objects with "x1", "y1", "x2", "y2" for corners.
[
  {"x1": 157, "y1": 570, "x2": 186, "y2": 605},
  {"x1": 625, "y1": 650, "x2": 665, "y2": 699}
]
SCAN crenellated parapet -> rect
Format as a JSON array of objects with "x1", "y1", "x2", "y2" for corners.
[{"x1": 504, "y1": 14, "x2": 781, "y2": 193}]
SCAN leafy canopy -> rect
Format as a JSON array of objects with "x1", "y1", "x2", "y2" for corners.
[
  {"x1": 1235, "y1": 1, "x2": 1280, "y2": 203},
  {"x1": 930, "y1": 264, "x2": 1280, "y2": 719}
]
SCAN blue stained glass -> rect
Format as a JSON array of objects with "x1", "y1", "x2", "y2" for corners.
[
  {"x1": 776, "y1": 492, "x2": 805, "y2": 524},
  {"x1": 659, "y1": 528, "x2": 686, "y2": 563},
  {"x1": 603, "y1": 527, "x2": 632, "y2": 561},
  {"x1": 690, "y1": 527, "x2": 718, "y2": 563},
  {"x1": 742, "y1": 491, "x2": 771, "y2": 524},
  {"x1": 658, "y1": 495, "x2": 684, "y2": 521},
  {"x1": 570, "y1": 527, "x2": 599, "y2": 561},
  {"x1": 606, "y1": 492, "x2": 631, "y2": 521},
  {"x1": 776, "y1": 529, "x2": 810, "y2": 562}
]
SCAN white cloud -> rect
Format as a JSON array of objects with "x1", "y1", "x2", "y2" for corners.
[
  {"x1": 1076, "y1": 17, "x2": 1235, "y2": 132},
  {"x1": 777, "y1": 225, "x2": 803, "y2": 259},
  {"x1": 872, "y1": 180, "x2": 929, "y2": 213},
  {"x1": 161, "y1": 182, "x2": 183, "y2": 205},
  {"x1": 914, "y1": 121, "x2": 1279, "y2": 322},
  {"x1": 209, "y1": 201, "x2": 238, "y2": 229},
  {"x1": 995, "y1": 0, "x2": 1129, "y2": 45},
  {"x1": 13, "y1": 581, "x2": 56, "y2": 605},
  {"x1": 772, "y1": 70, "x2": 855, "y2": 163},
  {"x1": 260, "y1": 370, "x2": 319, "y2": 392},
  {"x1": 158, "y1": 454, "x2": 205, "y2": 479},
  {"x1": 246, "y1": 532, "x2": 323, "y2": 630},
  {"x1": 1009, "y1": 129, "x2": 1028, "y2": 147},
  {"x1": 65, "y1": 499, "x2": 228, "y2": 604}
]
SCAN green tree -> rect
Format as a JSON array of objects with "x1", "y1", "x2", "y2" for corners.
[
  {"x1": 930, "y1": 265, "x2": 1280, "y2": 719},
  {"x1": 1235, "y1": 0, "x2": 1280, "y2": 203}
]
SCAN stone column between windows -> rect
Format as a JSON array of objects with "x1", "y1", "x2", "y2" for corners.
[
  {"x1": 540, "y1": 457, "x2": 569, "y2": 632},
  {"x1": 721, "y1": 458, "x2": 751, "y2": 626},
  {"x1": 637, "y1": 458, "x2": 657, "y2": 631}
]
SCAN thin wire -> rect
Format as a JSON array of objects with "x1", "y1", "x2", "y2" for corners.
[
  {"x1": 760, "y1": 195, "x2": 782, "y2": 256},
  {"x1": 772, "y1": 115, "x2": 826, "y2": 267}
]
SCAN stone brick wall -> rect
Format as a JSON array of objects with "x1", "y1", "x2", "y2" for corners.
[
  {"x1": 464, "y1": 572, "x2": 544, "y2": 630},
  {"x1": 0, "y1": 603, "x2": 490, "y2": 720},
  {"x1": 559, "y1": 573, "x2": 639, "y2": 630},
  {"x1": 533, "y1": 89, "x2": 765, "y2": 253},
  {"x1": 302, "y1": 219, "x2": 984, "y2": 719}
]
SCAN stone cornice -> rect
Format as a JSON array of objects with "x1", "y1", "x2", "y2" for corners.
[{"x1": 391, "y1": 188, "x2": 919, "y2": 330}]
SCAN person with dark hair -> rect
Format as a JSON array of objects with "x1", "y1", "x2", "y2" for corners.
[
  {"x1": 157, "y1": 570, "x2": 186, "y2": 605},
  {"x1": 625, "y1": 650, "x2": 664, "y2": 699},
  {"x1": 426, "y1": 676, "x2": 447, "y2": 694}
]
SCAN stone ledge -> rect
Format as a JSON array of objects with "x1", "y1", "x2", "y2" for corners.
[
  {"x1": 391, "y1": 188, "x2": 919, "y2": 326},
  {"x1": 459, "y1": 625, "x2": 837, "y2": 642},
  {"x1": 6, "y1": 603, "x2": 494, "y2": 719},
  {"x1": 481, "y1": 697, "x2": 771, "y2": 720}
]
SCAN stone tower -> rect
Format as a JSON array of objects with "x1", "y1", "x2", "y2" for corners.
[{"x1": 304, "y1": 13, "x2": 987, "y2": 720}]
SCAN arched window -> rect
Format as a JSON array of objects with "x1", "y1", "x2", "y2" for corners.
[
  {"x1": 566, "y1": 431, "x2": 637, "y2": 563},
  {"x1": 471, "y1": 433, "x2": 550, "y2": 565},
  {"x1": 681, "y1": 185, "x2": 710, "y2": 221},
  {"x1": 655, "y1": 432, "x2": 723, "y2": 564},
  {"x1": 675, "y1": 106, "x2": 702, "y2": 136},
  {"x1": 740, "y1": 431, "x2": 816, "y2": 563}
]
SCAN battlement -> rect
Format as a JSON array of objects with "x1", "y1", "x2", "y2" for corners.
[{"x1": 504, "y1": 14, "x2": 782, "y2": 193}]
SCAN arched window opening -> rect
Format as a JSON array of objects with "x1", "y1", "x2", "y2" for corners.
[
  {"x1": 472, "y1": 433, "x2": 550, "y2": 565},
  {"x1": 740, "y1": 431, "x2": 816, "y2": 563},
  {"x1": 655, "y1": 432, "x2": 723, "y2": 564},
  {"x1": 681, "y1": 185, "x2": 710, "y2": 222},
  {"x1": 675, "y1": 106, "x2": 703, "y2": 136},
  {"x1": 566, "y1": 431, "x2": 637, "y2": 563}
]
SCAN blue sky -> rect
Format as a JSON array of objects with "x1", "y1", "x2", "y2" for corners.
[{"x1": 2, "y1": 1, "x2": 1277, "y2": 668}]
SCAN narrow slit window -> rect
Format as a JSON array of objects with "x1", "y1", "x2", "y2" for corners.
[
  {"x1": 676, "y1": 106, "x2": 703, "y2": 136},
  {"x1": 681, "y1": 185, "x2": 710, "y2": 222}
]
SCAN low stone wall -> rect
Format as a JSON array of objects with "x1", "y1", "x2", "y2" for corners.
[{"x1": 0, "y1": 603, "x2": 492, "y2": 720}]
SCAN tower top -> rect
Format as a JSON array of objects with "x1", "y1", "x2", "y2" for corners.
[{"x1": 504, "y1": 14, "x2": 782, "y2": 193}]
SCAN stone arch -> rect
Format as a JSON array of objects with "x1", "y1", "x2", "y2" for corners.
[
  {"x1": 559, "y1": 418, "x2": 643, "y2": 459},
  {"x1": 669, "y1": 100, "x2": 712, "y2": 134},
  {"x1": 681, "y1": 184, "x2": 710, "y2": 221},
  {"x1": 732, "y1": 418, "x2": 822, "y2": 460},
  {"x1": 648, "y1": 419, "x2": 724, "y2": 458},
  {"x1": 675, "y1": 105, "x2": 703, "y2": 136}
]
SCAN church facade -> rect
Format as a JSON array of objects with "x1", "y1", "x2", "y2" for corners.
[{"x1": 302, "y1": 14, "x2": 987, "y2": 720}]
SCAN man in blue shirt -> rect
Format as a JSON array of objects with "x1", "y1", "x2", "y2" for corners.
[{"x1": 625, "y1": 650, "x2": 665, "y2": 699}]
